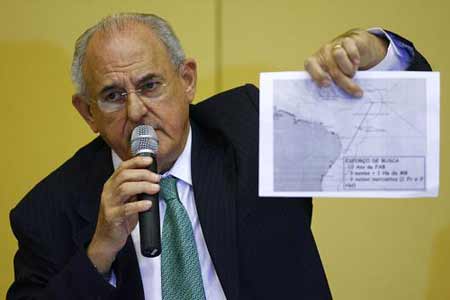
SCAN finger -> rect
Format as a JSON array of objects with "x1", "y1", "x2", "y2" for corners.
[
  {"x1": 327, "y1": 62, "x2": 363, "y2": 97},
  {"x1": 342, "y1": 37, "x2": 360, "y2": 67},
  {"x1": 116, "y1": 156, "x2": 154, "y2": 173},
  {"x1": 332, "y1": 45, "x2": 356, "y2": 77},
  {"x1": 112, "y1": 200, "x2": 153, "y2": 220},
  {"x1": 304, "y1": 57, "x2": 332, "y2": 87},
  {"x1": 123, "y1": 200, "x2": 152, "y2": 217},
  {"x1": 347, "y1": 33, "x2": 376, "y2": 69},
  {"x1": 114, "y1": 169, "x2": 161, "y2": 186},
  {"x1": 115, "y1": 181, "x2": 160, "y2": 203},
  {"x1": 332, "y1": 69, "x2": 363, "y2": 97}
]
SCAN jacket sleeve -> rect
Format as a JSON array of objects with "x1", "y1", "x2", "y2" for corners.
[
  {"x1": 7, "y1": 198, "x2": 116, "y2": 299},
  {"x1": 386, "y1": 30, "x2": 432, "y2": 71}
]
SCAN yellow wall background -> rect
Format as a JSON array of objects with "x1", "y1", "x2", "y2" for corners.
[{"x1": 0, "y1": 0, "x2": 448, "y2": 299}]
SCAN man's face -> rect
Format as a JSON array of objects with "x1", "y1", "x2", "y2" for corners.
[{"x1": 73, "y1": 23, "x2": 197, "y2": 172}]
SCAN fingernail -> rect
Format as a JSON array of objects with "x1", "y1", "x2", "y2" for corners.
[
  {"x1": 142, "y1": 156, "x2": 152, "y2": 162},
  {"x1": 143, "y1": 200, "x2": 152, "y2": 208},
  {"x1": 355, "y1": 91, "x2": 363, "y2": 97}
]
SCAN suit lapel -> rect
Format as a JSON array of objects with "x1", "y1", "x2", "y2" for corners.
[
  {"x1": 191, "y1": 122, "x2": 240, "y2": 300},
  {"x1": 72, "y1": 137, "x2": 144, "y2": 300},
  {"x1": 73, "y1": 137, "x2": 113, "y2": 248},
  {"x1": 75, "y1": 137, "x2": 113, "y2": 225}
]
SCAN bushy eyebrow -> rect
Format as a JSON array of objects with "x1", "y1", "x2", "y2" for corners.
[
  {"x1": 98, "y1": 73, "x2": 164, "y2": 95},
  {"x1": 99, "y1": 84, "x2": 121, "y2": 96},
  {"x1": 135, "y1": 74, "x2": 164, "y2": 87}
]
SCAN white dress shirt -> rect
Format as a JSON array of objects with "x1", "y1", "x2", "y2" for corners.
[{"x1": 112, "y1": 127, "x2": 227, "y2": 300}]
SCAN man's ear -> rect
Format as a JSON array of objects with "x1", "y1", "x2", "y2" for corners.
[
  {"x1": 180, "y1": 58, "x2": 197, "y2": 103},
  {"x1": 72, "y1": 94, "x2": 99, "y2": 133}
]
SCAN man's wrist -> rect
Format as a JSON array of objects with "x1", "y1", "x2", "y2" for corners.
[
  {"x1": 98, "y1": 267, "x2": 113, "y2": 282},
  {"x1": 87, "y1": 239, "x2": 117, "y2": 275},
  {"x1": 363, "y1": 33, "x2": 389, "y2": 69}
]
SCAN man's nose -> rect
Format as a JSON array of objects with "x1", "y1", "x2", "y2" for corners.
[{"x1": 126, "y1": 92, "x2": 148, "y2": 122}]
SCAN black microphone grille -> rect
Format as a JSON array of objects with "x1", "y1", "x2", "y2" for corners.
[{"x1": 130, "y1": 125, "x2": 159, "y2": 156}]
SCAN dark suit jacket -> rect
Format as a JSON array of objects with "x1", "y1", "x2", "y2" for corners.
[{"x1": 8, "y1": 34, "x2": 431, "y2": 300}]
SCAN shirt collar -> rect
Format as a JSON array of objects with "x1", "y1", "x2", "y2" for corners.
[{"x1": 111, "y1": 125, "x2": 192, "y2": 186}]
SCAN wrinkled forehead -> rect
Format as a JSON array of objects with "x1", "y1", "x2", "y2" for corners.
[{"x1": 82, "y1": 23, "x2": 173, "y2": 87}]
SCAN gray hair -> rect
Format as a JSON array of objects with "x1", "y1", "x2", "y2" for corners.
[{"x1": 71, "y1": 13, "x2": 186, "y2": 95}]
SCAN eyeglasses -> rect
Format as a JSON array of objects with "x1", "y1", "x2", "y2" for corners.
[{"x1": 91, "y1": 79, "x2": 168, "y2": 113}]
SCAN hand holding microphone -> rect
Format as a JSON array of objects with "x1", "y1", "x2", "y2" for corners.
[{"x1": 87, "y1": 125, "x2": 161, "y2": 274}]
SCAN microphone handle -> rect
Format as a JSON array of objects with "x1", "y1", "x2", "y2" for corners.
[{"x1": 137, "y1": 152, "x2": 161, "y2": 257}]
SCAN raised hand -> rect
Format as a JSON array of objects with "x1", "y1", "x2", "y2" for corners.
[{"x1": 304, "y1": 29, "x2": 388, "y2": 97}]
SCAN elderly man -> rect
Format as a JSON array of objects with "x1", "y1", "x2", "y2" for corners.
[{"x1": 8, "y1": 13, "x2": 430, "y2": 300}]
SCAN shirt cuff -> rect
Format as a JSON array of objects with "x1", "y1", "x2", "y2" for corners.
[
  {"x1": 109, "y1": 270, "x2": 117, "y2": 287},
  {"x1": 367, "y1": 27, "x2": 412, "y2": 71}
]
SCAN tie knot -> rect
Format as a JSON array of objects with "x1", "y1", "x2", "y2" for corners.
[{"x1": 160, "y1": 176, "x2": 179, "y2": 203}]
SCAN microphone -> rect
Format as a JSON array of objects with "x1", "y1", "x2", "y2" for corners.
[{"x1": 130, "y1": 125, "x2": 161, "y2": 257}]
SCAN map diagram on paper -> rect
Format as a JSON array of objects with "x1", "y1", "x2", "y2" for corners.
[{"x1": 259, "y1": 71, "x2": 440, "y2": 198}]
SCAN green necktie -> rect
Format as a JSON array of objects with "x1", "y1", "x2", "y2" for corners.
[{"x1": 160, "y1": 176, "x2": 206, "y2": 300}]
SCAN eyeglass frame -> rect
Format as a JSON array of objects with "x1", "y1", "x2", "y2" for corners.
[{"x1": 87, "y1": 78, "x2": 169, "y2": 113}]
